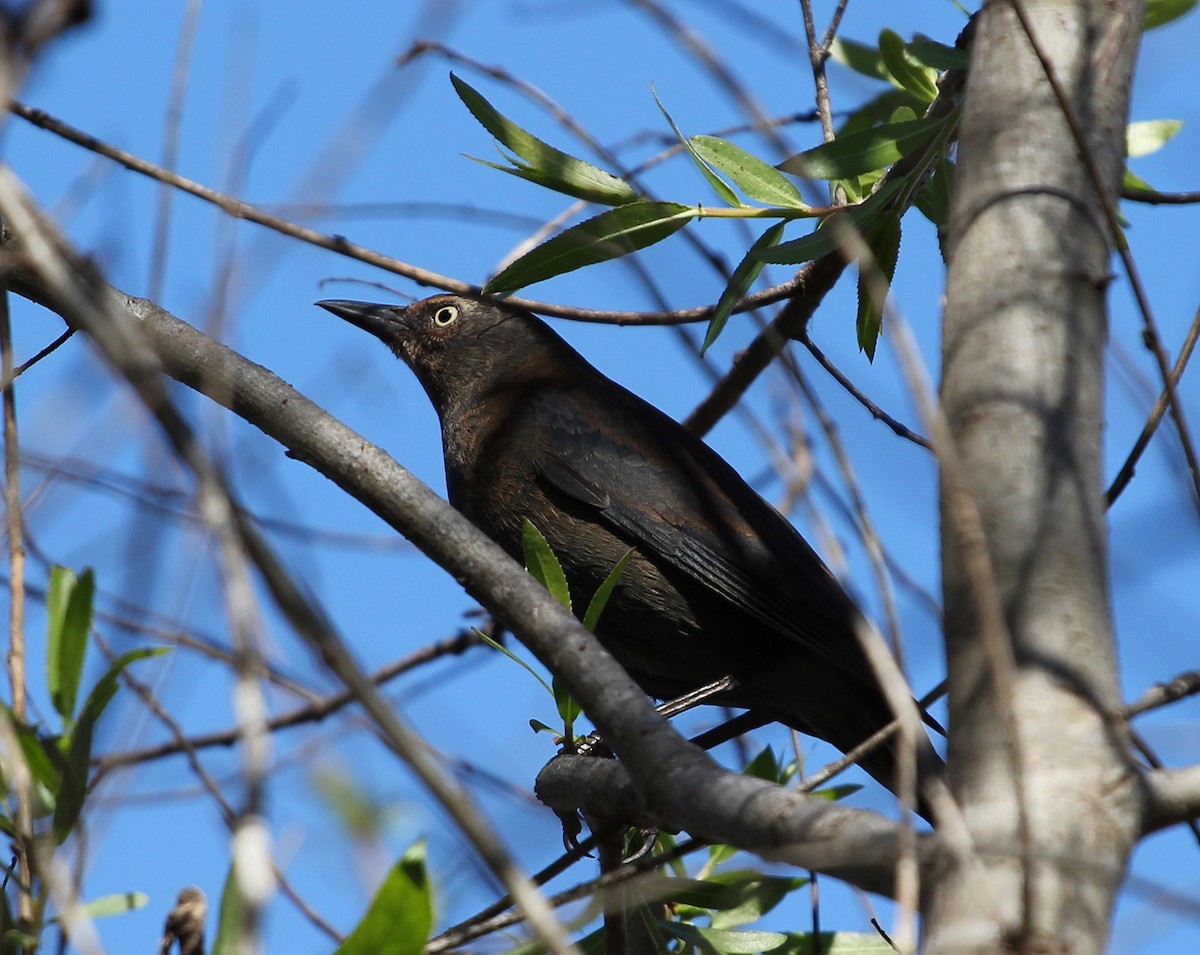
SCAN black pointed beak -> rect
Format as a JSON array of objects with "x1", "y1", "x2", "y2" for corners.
[{"x1": 316, "y1": 299, "x2": 409, "y2": 343}]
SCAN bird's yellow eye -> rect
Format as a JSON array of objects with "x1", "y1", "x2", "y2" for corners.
[{"x1": 433, "y1": 305, "x2": 459, "y2": 327}]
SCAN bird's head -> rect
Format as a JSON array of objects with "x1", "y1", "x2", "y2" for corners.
[{"x1": 318, "y1": 294, "x2": 580, "y2": 413}]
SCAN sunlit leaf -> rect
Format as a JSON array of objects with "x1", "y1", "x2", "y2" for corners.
[
  {"x1": 452, "y1": 73, "x2": 638, "y2": 206},
  {"x1": 51, "y1": 892, "x2": 149, "y2": 923},
  {"x1": 906, "y1": 37, "x2": 970, "y2": 71},
  {"x1": 829, "y1": 37, "x2": 886, "y2": 81},
  {"x1": 658, "y1": 920, "x2": 787, "y2": 954},
  {"x1": 878, "y1": 29, "x2": 938, "y2": 102},
  {"x1": 582, "y1": 548, "x2": 635, "y2": 632},
  {"x1": 690, "y1": 137, "x2": 809, "y2": 209},
  {"x1": 335, "y1": 842, "x2": 433, "y2": 955},
  {"x1": 778, "y1": 118, "x2": 944, "y2": 180},
  {"x1": 46, "y1": 566, "x2": 94, "y2": 722},
  {"x1": 522, "y1": 520, "x2": 572, "y2": 610},
  {"x1": 1144, "y1": 0, "x2": 1198, "y2": 29},
  {"x1": 1126, "y1": 119, "x2": 1184, "y2": 158},
  {"x1": 485, "y1": 201, "x2": 694, "y2": 292},
  {"x1": 655, "y1": 91, "x2": 741, "y2": 207}
]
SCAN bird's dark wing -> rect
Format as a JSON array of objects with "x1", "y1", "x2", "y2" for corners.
[{"x1": 529, "y1": 387, "x2": 864, "y2": 671}]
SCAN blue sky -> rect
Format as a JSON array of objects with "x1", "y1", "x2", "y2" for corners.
[{"x1": 3, "y1": 2, "x2": 1199, "y2": 952}]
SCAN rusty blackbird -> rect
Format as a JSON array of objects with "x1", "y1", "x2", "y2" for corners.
[{"x1": 318, "y1": 293, "x2": 940, "y2": 810}]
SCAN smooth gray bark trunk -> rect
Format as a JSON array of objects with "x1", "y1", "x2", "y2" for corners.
[{"x1": 928, "y1": 1, "x2": 1145, "y2": 953}]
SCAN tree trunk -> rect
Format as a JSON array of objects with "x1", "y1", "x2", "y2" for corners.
[{"x1": 928, "y1": 1, "x2": 1145, "y2": 953}]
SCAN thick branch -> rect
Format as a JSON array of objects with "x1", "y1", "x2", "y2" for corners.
[
  {"x1": 1142, "y1": 764, "x2": 1200, "y2": 835},
  {"x1": 4, "y1": 250, "x2": 914, "y2": 896}
]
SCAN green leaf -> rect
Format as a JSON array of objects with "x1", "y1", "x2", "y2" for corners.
[
  {"x1": 658, "y1": 920, "x2": 788, "y2": 954},
  {"x1": 451, "y1": 73, "x2": 638, "y2": 206},
  {"x1": 50, "y1": 892, "x2": 149, "y2": 923},
  {"x1": 742, "y1": 746, "x2": 783, "y2": 784},
  {"x1": 915, "y1": 156, "x2": 954, "y2": 227},
  {"x1": 906, "y1": 37, "x2": 970, "y2": 71},
  {"x1": 756, "y1": 182, "x2": 901, "y2": 265},
  {"x1": 878, "y1": 29, "x2": 939, "y2": 102},
  {"x1": 774, "y1": 930, "x2": 897, "y2": 955},
  {"x1": 551, "y1": 673, "x2": 581, "y2": 731},
  {"x1": 211, "y1": 860, "x2": 247, "y2": 955},
  {"x1": 485, "y1": 201, "x2": 694, "y2": 293},
  {"x1": 708, "y1": 872, "x2": 808, "y2": 930},
  {"x1": 856, "y1": 212, "x2": 902, "y2": 361},
  {"x1": 1127, "y1": 119, "x2": 1184, "y2": 158},
  {"x1": 582, "y1": 547, "x2": 635, "y2": 632},
  {"x1": 1122, "y1": 167, "x2": 1157, "y2": 193},
  {"x1": 655, "y1": 91, "x2": 742, "y2": 207},
  {"x1": 778, "y1": 117, "x2": 944, "y2": 180},
  {"x1": 813, "y1": 783, "x2": 864, "y2": 803},
  {"x1": 1144, "y1": 0, "x2": 1198, "y2": 29},
  {"x1": 829, "y1": 38, "x2": 886, "y2": 81},
  {"x1": 689, "y1": 137, "x2": 809, "y2": 210},
  {"x1": 54, "y1": 648, "x2": 165, "y2": 842},
  {"x1": 522, "y1": 520, "x2": 572, "y2": 610},
  {"x1": 475, "y1": 628, "x2": 553, "y2": 696},
  {"x1": 13, "y1": 722, "x2": 60, "y2": 817},
  {"x1": 837, "y1": 89, "x2": 924, "y2": 138},
  {"x1": 701, "y1": 223, "x2": 784, "y2": 354},
  {"x1": 46, "y1": 565, "x2": 95, "y2": 722},
  {"x1": 335, "y1": 842, "x2": 433, "y2": 955}
]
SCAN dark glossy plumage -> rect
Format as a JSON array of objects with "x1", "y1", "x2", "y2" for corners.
[{"x1": 318, "y1": 293, "x2": 939, "y2": 810}]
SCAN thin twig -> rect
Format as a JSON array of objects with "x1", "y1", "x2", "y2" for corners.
[
  {"x1": 0, "y1": 237, "x2": 33, "y2": 930},
  {"x1": 147, "y1": 0, "x2": 203, "y2": 303},
  {"x1": 96, "y1": 625, "x2": 488, "y2": 773},
  {"x1": 1106, "y1": 305, "x2": 1200, "y2": 506}
]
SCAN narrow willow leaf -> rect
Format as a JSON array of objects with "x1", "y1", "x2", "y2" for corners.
[
  {"x1": 702, "y1": 222, "x2": 785, "y2": 353},
  {"x1": 485, "y1": 201, "x2": 694, "y2": 293},
  {"x1": 856, "y1": 212, "x2": 902, "y2": 361},
  {"x1": 756, "y1": 183, "x2": 901, "y2": 265},
  {"x1": 690, "y1": 136, "x2": 809, "y2": 209},
  {"x1": 906, "y1": 37, "x2": 970, "y2": 71},
  {"x1": 778, "y1": 117, "x2": 943, "y2": 180},
  {"x1": 451, "y1": 73, "x2": 638, "y2": 206},
  {"x1": 838, "y1": 88, "x2": 922, "y2": 138},
  {"x1": 54, "y1": 648, "x2": 166, "y2": 843},
  {"x1": 705, "y1": 872, "x2": 809, "y2": 929},
  {"x1": 915, "y1": 156, "x2": 954, "y2": 227},
  {"x1": 1144, "y1": 0, "x2": 1198, "y2": 29},
  {"x1": 551, "y1": 673, "x2": 581, "y2": 729},
  {"x1": 742, "y1": 745, "x2": 782, "y2": 783},
  {"x1": 1126, "y1": 119, "x2": 1184, "y2": 158},
  {"x1": 814, "y1": 783, "x2": 864, "y2": 803},
  {"x1": 210, "y1": 860, "x2": 246, "y2": 955},
  {"x1": 474, "y1": 627, "x2": 553, "y2": 696},
  {"x1": 658, "y1": 920, "x2": 788, "y2": 954},
  {"x1": 335, "y1": 842, "x2": 433, "y2": 955},
  {"x1": 829, "y1": 37, "x2": 886, "y2": 81},
  {"x1": 51, "y1": 892, "x2": 149, "y2": 922},
  {"x1": 47, "y1": 565, "x2": 94, "y2": 722},
  {"x1": 878, "y1": 29, "x2": 939, "y2": 102},
  {"x1": 1122, "y1": 167, "x2": 1157, "y2": 193},
  {"x1": 522, "y1": 519, "x2": 572, "y2": 610},
  {"x1": 654, "y1": 91, "x2": 741, "y2": 207},
  {"x1": 582, "y1": 547, "x2": 635, "y2": 632}
]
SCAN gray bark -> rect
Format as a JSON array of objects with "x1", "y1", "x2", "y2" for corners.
[{"x1": 929, "y1": 1, "x2": 1145, "y2": 953}]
